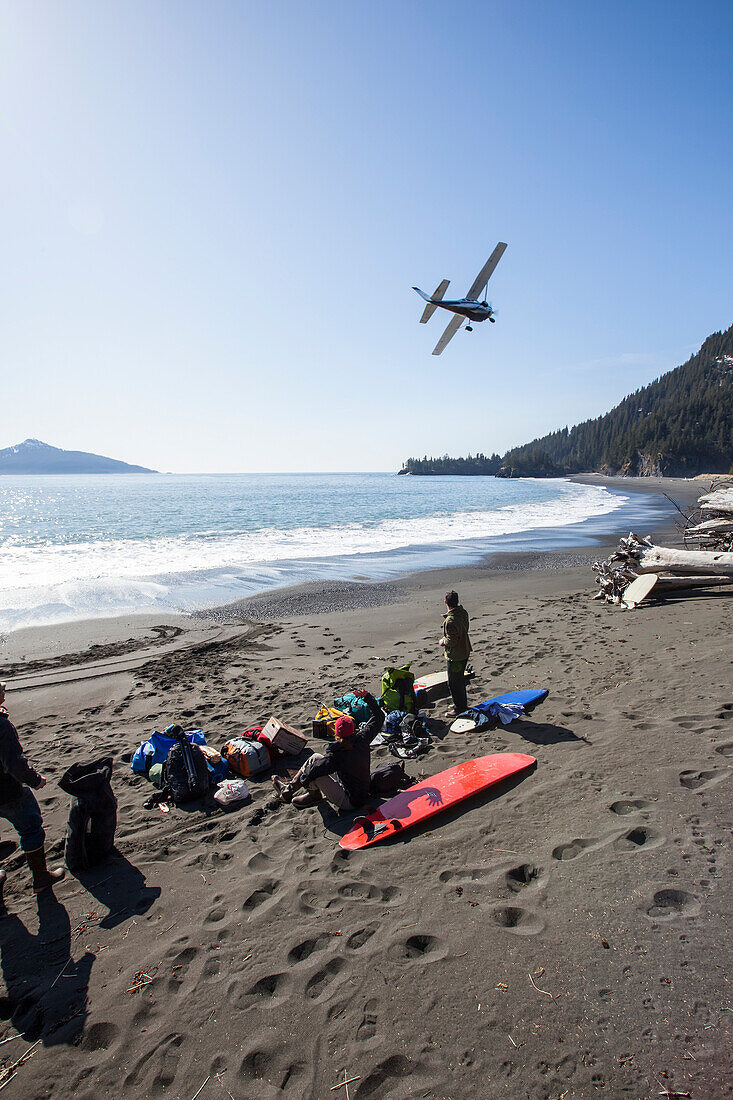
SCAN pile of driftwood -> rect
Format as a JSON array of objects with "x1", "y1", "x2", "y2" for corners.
[
  {"x1": 682, "y1": 484, "x2": 733, "y2": 551},
  {"x1": 593, "y1": 480, "x2": 733, "y2": 605}
]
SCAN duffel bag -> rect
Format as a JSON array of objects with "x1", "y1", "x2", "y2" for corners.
[
  {"x1": 221, "y1": 737, "x2": 271, "y2": 777},
  {"x1": 333, "y1": 693, "x2": 373, "y2": 726},
  {"x1": 380, "y1": 664, "x2": 416, "y2": 714},
  {"x1": 312, "y1": 705, "x2": 346, "y2": 739}
]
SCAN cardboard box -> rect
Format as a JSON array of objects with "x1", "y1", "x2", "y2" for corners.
[{"x1": 261, "y1": 717, "x2": 308, "y2": 756}]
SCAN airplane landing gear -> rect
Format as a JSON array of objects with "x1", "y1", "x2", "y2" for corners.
[
  {"x1": 465, "y1": 324, "x2": 473, "y2": 332},
  {"x1": 489, "y1": 316, "x2": 495, "y2": 323}
]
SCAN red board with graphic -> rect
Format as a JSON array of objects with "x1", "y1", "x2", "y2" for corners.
[{"x1": 340, "y1": 752, "x2": 536, "y2": 850}]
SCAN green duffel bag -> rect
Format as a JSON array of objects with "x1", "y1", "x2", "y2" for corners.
[{"x1": 380, "y1": 664, "x2": 416, "y2": 714}]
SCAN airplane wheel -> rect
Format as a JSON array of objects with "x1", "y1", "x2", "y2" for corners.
[
  {"x1": 489, "y1": 317, "x2": 495, "y2": 323},
  {"x1": 466, "y1": 325, "x2": 473, "y2": 332}
]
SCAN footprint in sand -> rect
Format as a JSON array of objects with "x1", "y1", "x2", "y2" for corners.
[
  {"x1": 202, "y1": 957, "x2": 220, "y2": 979},
  {"x1": 439, "y1": 867, "x2": 491, "y2": 884},
  {"x1": 247, "y1": 972, "x2": 289, "y2": 1000},
  {"x1": 609, "y1": 799, "x2": 652, "y2": 815},
  {"x1": 167, "y1": 945, "x2": 199, "y2": 993},
  {"x1": 715, "y1": 742, "x2": 733, "y2": 757},
  {"x1": 679, "y1": 769, "x2": 725, "y2": 791},
  {"x1": 355, "y1": 1054, "x2": 427, "y2": 1098},
  {"x1": 287, "y1": 934, "x2": 330, "y2": 964},
  {"x1": 552, "y1": 838, "x2": 598, "y2": 861},
  {"x1": 329, "y1": 850, "x2": 352, "y2": 873},
  {"x1": 247, "y1": 851, "x2": 273, "y2": 872},
  {"x1": 305, "y1": 958, "x2": 346, "y2": 1001},
  {"x1": 335, "y1": 881, "x2": 400, "y2": 904},
  {"x1": 356, "y1": 998, "x2": 380, "y2": 1041},
  {"x1": 346, "y1": 926, "x2": 377, "y2": 951},
  {"x1": 241, "y1": 879, "x2": 278, "y2": 911},
  {"x1": 389, "y1": 933, "x2": 447, "y2": 961},
  {"x1": 238, "y1": 1043, "x2": 275, "y2": 1080},
  {"x1": 227, "y1": 972, "x2": 290, "y2": 1011},
  {"x1": 124, "y1": 1032, "x2": 183, "y2": 1091},
  {"x1": 204, "y1": 905, "x2": 227, "y2": 925},
  {"x1": 614, "y1": 825, "x2": 664, "y2": 852},
  {"x1": 489, "y1": 905, "x2": 545, "y2": 935},
  {"x1": 81, "y1": 1021, "x2": 119, "y2": 1052},
  {"x1": 505, "y1": 863, "x2": 546, "y2": 891},
  {"x1": 645, "y1": 888, "x2": 700, "y2": 920}
]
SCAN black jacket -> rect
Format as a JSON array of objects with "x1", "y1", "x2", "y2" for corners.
[
  {"x1": 0, "y1": 710, "x2": 42, "y2": 804},
  {"x1": 301, "y1": 693, "x2": 384, "y2": 807}
]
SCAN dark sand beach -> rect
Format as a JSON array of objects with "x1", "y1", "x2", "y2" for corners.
[{"x1": 1, "y1": 478, "x2": 731, "y2": 1099}]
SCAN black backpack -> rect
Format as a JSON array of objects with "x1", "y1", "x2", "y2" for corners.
[
  {"x1": 163, "y1": 729, "x2": 211, "y2": 804},
  {"x1": 59, "y1": 757, "x2": 118, "y2": 870},
  {"x1": 369, "y1": 761, "x2": 410, "y2": 796}
]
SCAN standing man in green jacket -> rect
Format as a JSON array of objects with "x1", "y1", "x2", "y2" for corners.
[{"x1": 440, "y1": 590, "x2": 472, "y2": 716}]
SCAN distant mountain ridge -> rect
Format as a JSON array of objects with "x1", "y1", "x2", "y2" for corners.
[
  {"x1": 0, "y1": 439, "x2": 156, "y2": 474},
  {"x1": 400, "y1": 323, "x2": 733, "y2": 478}
]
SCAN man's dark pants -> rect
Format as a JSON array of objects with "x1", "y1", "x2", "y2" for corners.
[
  {"x1": 0, "y1": 788, "x2": 45, "y2": 852},
  {"x1": 447, "y1": 658, "x2": 468, "y2": 714}
]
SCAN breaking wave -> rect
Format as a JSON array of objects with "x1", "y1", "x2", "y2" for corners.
[{"x1": 0, "y1": 478, "x2": 626, "y2": 630}]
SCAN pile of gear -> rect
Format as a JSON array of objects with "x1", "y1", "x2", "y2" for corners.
[
  {"x1": 317, "y1": 665, "x2": 434, "y2": 757},
  {"x1": 129, "y1": 662, "x2": 442, "y2": 811},
  {"x1": 372, "y1": 712, "x2": 432, "y2": 758},
  {"x1": 131, "y1": 721, "x2": 301, "y2": 809}
]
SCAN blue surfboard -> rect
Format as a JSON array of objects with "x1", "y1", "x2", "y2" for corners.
[{"x1": 450, "y1": 688, "x2": 549, "y2": 731}]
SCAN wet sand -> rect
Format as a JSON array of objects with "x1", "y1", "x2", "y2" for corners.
[{"x1": 0, "y1": 476, "x2": 731, "y2": 1098}]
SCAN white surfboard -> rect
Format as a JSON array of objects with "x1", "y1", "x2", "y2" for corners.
[
  {"x1": 449, "y1": 718, "x2": 478, "y2": 733},
  {"x1": 414, "y1": 666, "x2": 474, "y2": 700},
  {"x1": 622, "y1": 573, "x2": 658, "y2": 609}
]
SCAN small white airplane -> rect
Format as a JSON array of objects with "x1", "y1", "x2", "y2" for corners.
[{"x1": 413, "y1": 242, "x2": 507, "y2": 355}]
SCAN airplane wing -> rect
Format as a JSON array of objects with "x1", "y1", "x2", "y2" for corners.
[
  {"x1": 432, "y1": 313, "x2": 464, "y2": 355},
  {"x1": 466, "y1": 242, "x2": 507, "y2": 301}
]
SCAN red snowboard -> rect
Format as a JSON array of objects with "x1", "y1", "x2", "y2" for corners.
[{"x1": 339, "y1": 752, "x2": 536, "y2": 850}]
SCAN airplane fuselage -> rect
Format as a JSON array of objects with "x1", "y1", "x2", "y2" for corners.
[{"x1": 436, "y1": 299, "x2": 494, "y2": 322}]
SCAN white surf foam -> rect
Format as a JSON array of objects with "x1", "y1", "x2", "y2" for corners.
[{"x1": 0, "y1": 480, "x2": 624, "y2": 630}]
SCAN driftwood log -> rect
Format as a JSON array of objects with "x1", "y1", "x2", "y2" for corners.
[
  {"x1": 595, "y1": 481, "x2": 733, "y2": 604},
  {"x1": 593, "y1": 531, "x2": 733, "y2": 604},
  {"x1": 652, "y1": 575, "x2": 733, "y2": 591},
  {"x1": 698, "y1": 488, "x2": 733, "y2": 514},
  {"x1": 609, "y1": 533, "x2": 733, "y2": 576},
  {"x1": 685, "y1": 518, "x2": 733, "y2": 535},
  {"x1": 683, "y1": 482, "x2": 733, "y2": 550}
]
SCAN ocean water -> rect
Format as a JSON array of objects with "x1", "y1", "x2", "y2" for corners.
[{"x1": 0, "y1": 473, "x2": 657, "y2": 631}]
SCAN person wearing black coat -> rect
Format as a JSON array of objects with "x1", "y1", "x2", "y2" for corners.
[
  {"x1": 273, "y1": 690, "x2": 383, "y2": 810},
  {"x1": 0, "y1": 682, "x2": 65, "y2": 904}
]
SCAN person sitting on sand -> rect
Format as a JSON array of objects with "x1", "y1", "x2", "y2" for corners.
[
  {"x1": 440, "y1": 590, "x2": 472, "y2": 716},
  {"x1": 273, "y1": 689, "x2": 383, "y2": 810},
  {"x1": 0, "y1": 681, "x2": 65, "y2": 905}
]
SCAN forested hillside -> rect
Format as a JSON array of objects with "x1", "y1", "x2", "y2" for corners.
[
  {"x1": 401, "y1": 324, "x2": 733, "y2": 478},
  {"x1": 399, "y1": 453, "x2": 502, "y2": 476}
]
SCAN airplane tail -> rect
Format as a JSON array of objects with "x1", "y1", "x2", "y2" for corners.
[{"x1": 413, "y1": 279, "x2": 450, "y2": 323}]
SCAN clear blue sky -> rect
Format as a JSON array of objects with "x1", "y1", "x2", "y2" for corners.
[{"x1": 2, "y1": 1, "x2": 732, "y2": 472}]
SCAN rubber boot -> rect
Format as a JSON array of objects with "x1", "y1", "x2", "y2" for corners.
[
  {"x1": 25, "y1": 846, "x2": 65, "y2": 892},
  {"x1": 292, "y1": 787, "x2": 323, "y2": 808}
]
